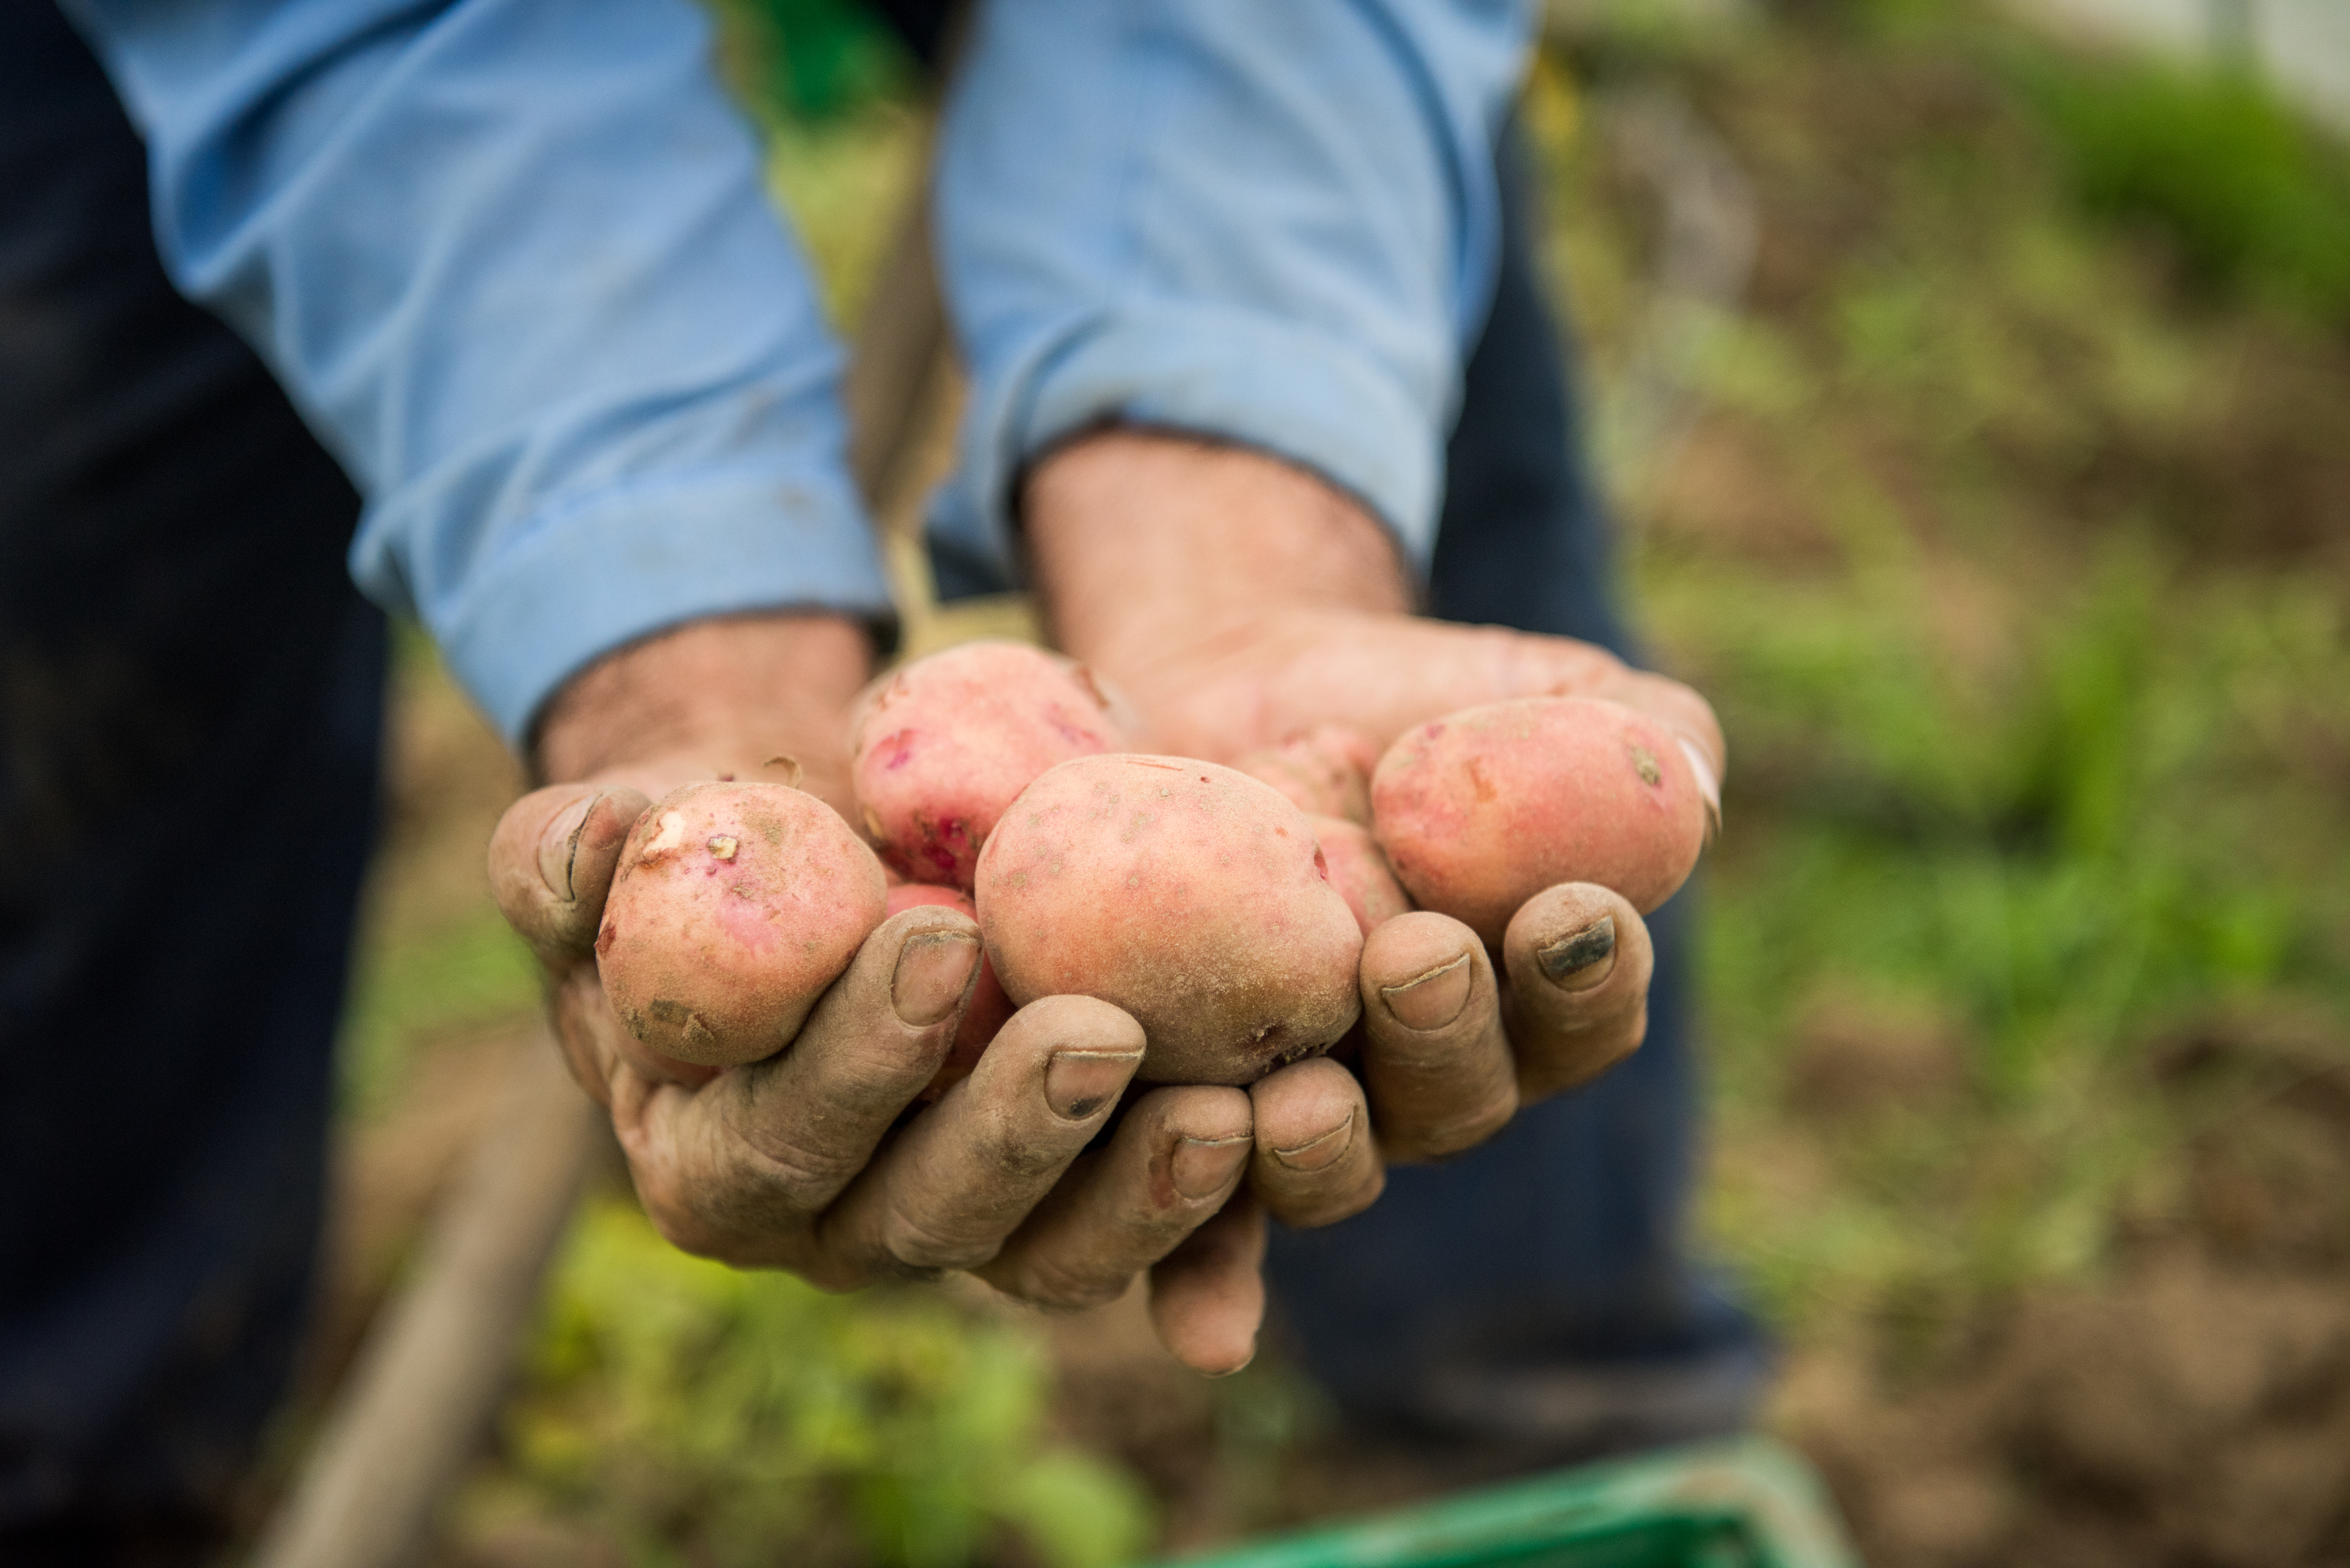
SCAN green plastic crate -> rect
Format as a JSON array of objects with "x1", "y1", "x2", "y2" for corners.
[{"x1": 1155, "y1": 1438, "x2": 1860, "y2": 1568}]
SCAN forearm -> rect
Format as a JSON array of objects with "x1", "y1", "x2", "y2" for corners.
[
  {"x1": 1025, "y1": 432, "x2": 1408, "y2": 671},
  {"x1": 930, "y1": 0, "x2": 1532, "y2": 596},
  {"x1": 67, "y1": 0, "x2": 892, "y2": 747}
]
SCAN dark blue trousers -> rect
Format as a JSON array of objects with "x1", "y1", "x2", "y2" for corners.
[
  {"x1": 0, "y1": 2, "x2": 1750, "y2": 1550},
  {"x1": 0, "y1": 5, "x2": 385, "y2": 1556}
]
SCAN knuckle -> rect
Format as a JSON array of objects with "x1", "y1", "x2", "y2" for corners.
[
  {"x1": 798, "y1": 1250, "x2": 884, "y2": 1293},
  {"x1": 996, "y1": 1251, "x2": 1130, "y2": 1313},
  {"x1": 764, "y1": 1031, "x2": 946, "y2": 1113},
  {"x1": 1523, "y1": 1022, "x2": 1644, "y2": 1098},
  {"x1": 981, "y1": 1126, "x2": 1076, "y2": 1184},
  {"x1": 637, "y1": 1183, "x2": 739, "y2": 1262},
  {"x1": 883, "y1": 1202, "x2": 1001, "y2": 1272},
  {"x1": 1393, "y1": 1118, "x2": 1496, "y2": 1163},
  {"x1": 1364, "y1": 1028, "x2": 1470, "y2": 1077},
  {"x1": 1264, "y1": 1172, "x2": 1383, "y2": 1231},
  {"x1": 727, "y1": 1138, "x2": 858, "y2": 1213},
  {"x1": 719, "y1": 1099, "x2": 870, "y2": 1198},
  {"x1": 1390, "y1": 1092, "x2": 1516, "y2": 1162}
]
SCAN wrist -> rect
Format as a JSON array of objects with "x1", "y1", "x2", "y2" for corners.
[
  {"x1": 1022, "y1": 429, "x2": 1412, "y2": 694},
  {"x1": 531, "y1": 612, "x2": 875, "y2": 810}
]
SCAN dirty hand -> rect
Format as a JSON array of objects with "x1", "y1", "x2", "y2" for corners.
[
  {"x1": 487, "y1": 614, "x2": 1259, "y2": 1372},
  {"x1": 1021, "y1": 430, "x2": 1727, "y2": 1350}
]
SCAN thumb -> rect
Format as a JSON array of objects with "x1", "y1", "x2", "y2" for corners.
[{"x1": 488, "y1": 782, "x2": 651, "y2": 965}]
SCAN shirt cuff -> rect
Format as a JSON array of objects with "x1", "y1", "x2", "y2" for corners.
[
  {"x1": 418, "y1": 466, "x2": 895, "y2": 747},
  {"x1": 929, "y1": 305, "x2": 1444, "y2": 597}
]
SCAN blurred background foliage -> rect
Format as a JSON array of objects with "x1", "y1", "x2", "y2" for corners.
[
  {"x1": 2018, "y1": 49, "x2": 2350, "y2": 319},
  {"x1": 470, "y1": 1201, "x2": 1152, "y2": 1568},
  {"x1": 323, "y1": 0, "x2": 2350, "y2": 1563},
  {"x1": 1533, "y1": 0, "x2": 2350, "y2": 1350}
]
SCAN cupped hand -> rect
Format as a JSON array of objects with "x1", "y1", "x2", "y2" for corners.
[
  {"x1": 1022, "y1": 431, "x2": 1722, "y2": 1322},
  {"x1": 486, "y1": 614, "x2": 1267, "y2": 1373}
]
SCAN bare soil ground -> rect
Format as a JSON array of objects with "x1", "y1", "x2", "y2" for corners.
[{"x1": 1774, "y1": 1013, "x2": 2350, "y2": 1567}]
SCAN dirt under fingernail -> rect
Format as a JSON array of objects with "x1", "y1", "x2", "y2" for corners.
[
  {"x1": 1382, "y1": 953, "x2": 1473, "y2": 1031},
  {"x1": 1045, "y1": 1050, "x2": 1139, "y2": 1121},
  {"x1": 1539, "y1": 917, "x2": 1617, "y2": 990}
]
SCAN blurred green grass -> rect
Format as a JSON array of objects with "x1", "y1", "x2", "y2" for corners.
[
  {"x1": 467, "y1": 1200, "x2": 1153, "y2": 1568},
  {"x1": 339, "y1": 901, "x2": 538, "y2": 1112},
  {"x1": 2017, "y1": 50, "x2": 2350, "y2": 322}
]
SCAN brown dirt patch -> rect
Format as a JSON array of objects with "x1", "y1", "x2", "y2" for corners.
[{"x1": 1776, "y1": 1018, "x2": 2350, "y2": 1568}]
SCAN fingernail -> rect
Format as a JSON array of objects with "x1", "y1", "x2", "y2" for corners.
[
  {"x1": 1171, "y1": 1135, "x2": 1250, "y2": 1199},
  {"x1": 1539, "y1": 917, "x2": 1617, "y2": 990},
  {"x1": 1046, "y1": 1049, "x2": 1141, "y2": 1121},
  {"x1": 1204, "y1": 1346, "x2": 1259, "y2": 1379},
  {"x1": 1272, "y1": 1112, "x2": 1355, "y2": 1173},
  {"x1": 1382, "y1": 953, "x2": 1472, "y2": 1031},
  {"x1": 538, "y1": 795, "x2": 597, "y2": 900},
  {"x1": 891, "y1": 931, "x2": 978, "y2": 1025},
  {"x1": 1678, "y1": 738, "x2": 1723, "y2": 837}
]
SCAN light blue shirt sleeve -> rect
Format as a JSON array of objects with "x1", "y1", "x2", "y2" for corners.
[
  {"x1": 927, "y1": 0, "x2": 1533, "y2": 596},
  {"x1": 61, "y1": 0, "x2": 894, "y2": 747}
]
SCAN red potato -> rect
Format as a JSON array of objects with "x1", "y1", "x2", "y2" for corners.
[
  {"x1": 886, "y1": 883, "x2": 1016, "y2": 1098},
  {"x1": 597, "y1": 781, "x2": 889, "y2": 1066},
  {"x1": 1308, "y1": 814, "x2": 1413, "y2": 935},
  {"x1": 1232, "y1": 725, "x2": 1382, "y2": 826},
  {"x1": 1371, "y1": 695, "x2": 1709, "y2": 945},
  {"x1": 976, "y1": 755, "x2": 1364, "y2": 1086},
  {"x1": 850, "y1": 640, "x2": 1135, "y2": 890}
]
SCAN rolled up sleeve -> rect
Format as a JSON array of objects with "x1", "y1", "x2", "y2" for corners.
[
  {"x1": 929, "y1": 0, "x2": 1531, "y2": 594},
  {"x1": 63, "y1": 0, "x2": 892, "y2": 744}
]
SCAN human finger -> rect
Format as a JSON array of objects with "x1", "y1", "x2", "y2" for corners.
[
  {"x1": 1245, "y1": 1057, "x2": 1383, "y2": 1227},
  {"x1": 1353, "y1": 912, "x2": 1518, "y2": 1162},
  {"x1": 1500, "y1": 883, "x2": 1654, "y2": 1099},
  {"x1": 488, "y1": 783, "x2": 650, "y2": 963},
  {"x1": 1148, "y1": 1194, "x2": 1268, "y2": 1376},
  {"x1": 1586, "y1": 665, "x2": 1725, "y2": 828},
  {"x1": 974, "y1": 1084, "x2": 1251, "y2": 1311},
  {"x1": 815, "y1": 996, "x2": 1146, "y2": 1274},
  {"x1": 547, "y1": 963, "x2": 718, "y2": 1101},
  {"x1": 619, "y1": 906, "x2": 978, "y2": 1275}
]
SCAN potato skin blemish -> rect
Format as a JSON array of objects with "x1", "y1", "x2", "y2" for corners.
[{"x1": 599, "y1": 781, "x2": 887, "y2": 1066}]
